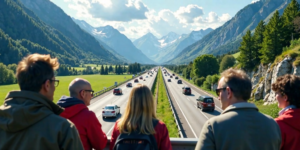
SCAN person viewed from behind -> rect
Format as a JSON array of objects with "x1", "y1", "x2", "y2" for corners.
[
  {"x1": 110, "y1": 84, "x2": 172, "y2": 150},
  {"x1": 272, "y1": 74, "x2": 300, "y2": 150},
  {"x1": 0, "y1": 54, "x2": 83, "y2": 150},
  {"x1": 195, "y1": 68, "x2": 281, "y2": 150},
  {"x1": 57, "y1": 78, "x2": 107, "y2": 150}
]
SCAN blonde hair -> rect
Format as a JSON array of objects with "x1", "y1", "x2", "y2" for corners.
[
  {"x1": 16, "y1": 53, "x2": 59, "y2": 92},
  {"x1": 220, "y1": 68, "x2": 251, "y2": 100},
  {"x1": 117, "y1": 84, "x2": 157, "y2": 134}
]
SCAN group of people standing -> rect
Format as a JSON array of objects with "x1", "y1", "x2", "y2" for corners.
[{"x1": 0, "y1": 53, "x2": 299, "y2": 150}]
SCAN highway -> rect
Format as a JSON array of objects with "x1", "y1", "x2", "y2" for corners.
[
  {"x1": 88, "y1": 71, "x2": 157, "y2": 137},
  {"x1": 162, "y1": 68, "x2": 223, "y2": 138}
]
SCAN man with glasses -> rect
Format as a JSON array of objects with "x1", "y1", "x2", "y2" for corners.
[
  {"x1": 0, "y1": 54, "x2": 83, "y2": 149},
  {"x1": 57, "y1": 78, "x2": 107, "y2": 150},
  {"x1": 195, "y1": 68, "x2": 281, "y2": 150}
]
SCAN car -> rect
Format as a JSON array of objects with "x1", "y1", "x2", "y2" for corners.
[
  {"x1": 102, "y1": 105, "x2": 120, "y2": 118},
  {"x1": 173, "y1": 73, "x2": 175, "y2": 76},
  {"x1": 170, "y1": 76, "x2": 173, "y2": 78},
  {"x1": 126, "y1": 83, "x2": 132, "y2": 87},
  {"x1": 144, "y1": 79, "x2": 146, "y2": 81},
  {"x1": 196, "y1": 96, "x2": 215, "y2": 112},
  {"x1": 168, "y1": 79, "x2": 171, "y2": 82},
  {"x1": 139, "y1": 76, "x2": 143, "y2": 80},
  {"x1": 113, "y1": 88, "x2": 122, "y2": 95},
  {"x1": 177, "y1": 80, "x2": 182, "y2": 84},
  {"x1": 175, "y1": 76, "x2": 178, "y2": 79},
  {"x1": 182, "y1": 86, "x2": 191, "y2": 95},
  {"x1": 134, "y1": 79, "x2": 139, "y2": 83},
  {"x1": 146, "y1": 76, "x2": 148, "y2": 78},
  {"x1": 150, "y1": 75, "x2": 152, "y2": 77}
]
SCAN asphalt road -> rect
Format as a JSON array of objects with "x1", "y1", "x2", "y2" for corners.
[
  {"x1": 162, "y1": 68, "x2": 223, "y2": 138},
  {"x1": 88, "y1": 71, "x2": 157, "y2": 137}
]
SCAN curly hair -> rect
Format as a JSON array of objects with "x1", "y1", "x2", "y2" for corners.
[
  {"x1": 271, "y1": 74, "x2": 300, "y2": 108},
  {"x1": 16, "y1": 53, "x2": 59, "y2": 92}
]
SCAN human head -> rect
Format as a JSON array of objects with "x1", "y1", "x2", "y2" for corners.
[
  {"x1": 16, "y1": 53, "x2": 59, "y2": 101},
  {"x1": 118, "y1": 84, "x2": 156, "y2": 135},
  {"x1": 271, "y1": 74, "x2": 300, "y2": 109},
  {"x1": 216, "y1": 68, "x2": 252, "y2": 110},
  {"x1": 69, "y1": 78, "x2": 93, "y2": 106}
]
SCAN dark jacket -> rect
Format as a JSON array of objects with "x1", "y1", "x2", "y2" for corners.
[
  {"x1": 195, "y1": 102, "x2": 281, "y2": 150},
  {"x1": 0, "y1": 91, "x2": 83, "y2": 150},
  {"x1": 110, "y1": 120, "x2": 172, "y2": 150},
  {"x1": 275, "y1": 108, "x2": 300, "y2": 150},
  {"x1": 58, "y1": 96, "x2": 107, "y2": 150}
]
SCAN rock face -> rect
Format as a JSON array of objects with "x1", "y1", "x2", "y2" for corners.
[{"x1": 250, "y1": 56, "x2": 300, "y2": 105}]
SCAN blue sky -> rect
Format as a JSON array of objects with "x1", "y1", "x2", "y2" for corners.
[{"x1": 50, "y1": 0, "x2": 257, "y2": 39}]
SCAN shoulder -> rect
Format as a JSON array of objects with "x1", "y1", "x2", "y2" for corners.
[
  {"x1": 154, "y1": 120, "x2": 168, "y2": 131},
  {"x1": 42, "y1": 114, "x2": 76, "y2": 129}
]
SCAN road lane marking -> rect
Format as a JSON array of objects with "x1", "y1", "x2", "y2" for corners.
[{"x1": 194, "y1": 105, "x2": 209, "y2": 119}]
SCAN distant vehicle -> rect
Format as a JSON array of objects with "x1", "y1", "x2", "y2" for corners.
[
  {"x1": 175, "y1": 76, "x2": 178, "y2": 79},
  {"x1": 182, "y1": 87, "x2": 191, "y2": 95},
  {"x1": 170, "y1": 76, "x2": 173, "y2": 78},
  {"x1": 139, "y1": 76, "x2": 143, "y2": 79},
  {"x1": 113, "y1": 88, "x2": 122, "y2": 95},
  {"x1": 173, "y1": 73, "x2": 175, "y2": 76},
  {"x1": 168, "y1": 79, "x2": 171, "y2": 82},
  {"x1": 134, "y1": 79, "x2": 139, "y2": 83},
  {"x1": 126, "y1": 83, "x2": 132, "y2": 87},
  {"x1": 144, "y1": 79, "x2": 146, "y2": 81},
  {"x1": 146, "y1": 76, "x2": 148, "y2": 78},
  {"x1": 177, "y1": 80, "x2": 182, "y2": 84},
  {"x1": 102, "y1": 105, "x2": 120, "y2": 118},
  {"x1": 197, "y1": 96, "x2": 215, "y2": 112},
  {"x1": 150, "y1": 75, "x2": 152, "y2": 77}
]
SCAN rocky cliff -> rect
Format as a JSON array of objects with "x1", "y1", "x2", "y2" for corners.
[{"x1": 250, "y1": 56, "x2": 300, "y2": 105}]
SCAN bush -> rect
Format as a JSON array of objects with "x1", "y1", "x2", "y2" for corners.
[
  {"x1": 293, "y1": 56, "x2": 300, "y2": 66},
  {"x1": 202, "y1": 81, "x2": 211, "y2": 90},
  {"x1": 289, "y1": 52, "x2": 298, "y2": 59},
  {"x1": 192, "y1": 76, "x2": 198, "y2": 83},
  {"x1": 196, "y1": 77, "x2": 205, "y2": 86}
]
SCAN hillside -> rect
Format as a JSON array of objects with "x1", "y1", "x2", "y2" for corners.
[
  {"x1": 18, "y1": 0, "x2": 126, "y2": 64},
  {"x1": 168, "y1": 0, "x2": 295, "y2": 64}
]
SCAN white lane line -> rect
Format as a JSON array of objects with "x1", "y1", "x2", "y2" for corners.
[
  {"x1": 168, "y1": 86, "x2": 198, "y2": 138},
  {"x1": 193, "y1": 105, "x2": 209, "y2": 119},
  {"x1": 107, "y1": 124, "x2": 115, "y2": 135}
]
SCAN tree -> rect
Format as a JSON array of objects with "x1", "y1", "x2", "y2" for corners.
[
  {"x1": 100, "y1": 65, "x2": 104, "y2": 75},
  {"x1": 104, "y1": 66, "x2": 108, "y2": 75},
  {"x1": 237, "y1": 30, "x2": 255, "y2": 70},
  {"x1": 281, "y1": 0, "x2": 300, "y2": 46},
  {"x1": 109, "y1": 65, "x2": 113, "y2": 73},
  {"x1": 193, "y1": 54, "x2": 219, "y2": 78},
  {"x1": 219, "y1": 55, "x2": 236, "y2": 73},
  {"x1": 260, "y1": 11, "x2": 283, "y2": 64},
  {"x1": 253, "y1": 20, "x2": 265, "y2": 66}
]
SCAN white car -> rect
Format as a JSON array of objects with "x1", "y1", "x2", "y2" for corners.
[{"x1": 102, "y1": 105, "x2": 120, "y2": 118}]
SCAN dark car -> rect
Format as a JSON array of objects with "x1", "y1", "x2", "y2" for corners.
[
  {"x1": 113, "y1": 88, "x2": 122, "y2": 95},
  {"x1": 170, "y1": 76, "x2": 173, "y2": 78},
  {"x1": 168, "y1": 79, "x2": 171, "y2": 82},
  {"x1": 197, "y1": 96, "x2": 215, "y2": 112},
  {"x1": 139, "y1": 76, "x2": 143, "y2": 80},
  {"x1": 182, "y1": 87, "x2": 191, "y2": 95},
  {"x1": 175, "y1": 76, "x2": 178, "y2": 79},
  {"x1": 172, "y1": 73, "x2": 175, "y2": 76},
  {"x1": 126, "y1": 83, "x2": 132, "y2": 87},
  {"x1": 134, "y1": 79, "x2": 139, "y2": 83},
  {"x1": 177, "y1": 80, "x2": 182, "y2": 84}
]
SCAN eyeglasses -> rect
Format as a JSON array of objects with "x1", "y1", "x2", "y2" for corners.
[
  {"x1": 215, "y1": 87, "x2": 226, "y2": 96},
  {"x1": 49, "y1": 79, "x2": 59, "y2": 87},
  {"x1": 80, "y1": 89, "x2": 94, "y2": 95}
]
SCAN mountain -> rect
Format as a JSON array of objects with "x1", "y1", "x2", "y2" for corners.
[
  {"x1": 73, "y1": 19, "x2": 155, "y2": 64},
  {"x1": 168, "y1": 0, "x2": 295, "y2": 64},
  {"x1": 19, "y1": 0, "x2": 127, "y2": 64},
  {"x1": 134, "y1": 28, "x2": 213, "y2": 63}
]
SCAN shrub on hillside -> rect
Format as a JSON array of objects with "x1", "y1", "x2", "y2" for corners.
[
  {"x1": 192, "y1": 76, "x2": 198, "y2": 83},
  {"x1": 196, "y1": 77, "x2": 205, "y2": 86},
  {"x1": 202, "y1": 81, "x2": 211, "y2": 90}
]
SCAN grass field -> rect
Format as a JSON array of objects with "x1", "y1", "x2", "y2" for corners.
[
  {"x1": 0, "y1": 74, "x2": 132, "y2": 104},
  {"x1": 156, "y1": 68, "x2": 179, "y2": 137},
  {"x1": 232, "y1": 52, "x2": 240, "y2": 58}
]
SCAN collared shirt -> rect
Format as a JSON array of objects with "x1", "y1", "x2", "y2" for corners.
[{"x1": 278, "y1": 105, "x2": 296, "y2": 116}]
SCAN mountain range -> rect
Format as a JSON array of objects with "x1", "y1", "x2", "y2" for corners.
[
  {"x1": 168, "y1": 0, "x2": 299, "y2": 64},
  {"x1": 72, "y1": 19, "x2": 155, "y2": 64}
]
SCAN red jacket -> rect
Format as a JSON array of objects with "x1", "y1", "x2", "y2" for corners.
[
  {"x1": 109, "y1": 120, "x2": 172, "y2": 150},
  {"x1": 60, "y1": 104, "x2": 107, "y2": 150},
  {"x1": 275, "y1": 108, "x2": 300, "y2": 150}
]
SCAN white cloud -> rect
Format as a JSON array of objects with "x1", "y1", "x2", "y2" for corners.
[
  {"x1": 66, "y1": 1, "x2": 231, "y2": 39},
  {"x1": 251, "y1": 0, "x2": 260, "y2": 3}
]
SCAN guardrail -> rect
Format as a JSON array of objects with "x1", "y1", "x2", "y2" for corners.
[
  {"x1": 161, "y1": 68, "x2": 184, "y2": 138},
  {"x1": 92, "y1": 72, "x2": 145, "y2": 99}
]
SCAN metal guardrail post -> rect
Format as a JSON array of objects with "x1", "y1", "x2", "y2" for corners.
[{"x1": 160, "y1": 68, "x2": 184, "y2": 138}]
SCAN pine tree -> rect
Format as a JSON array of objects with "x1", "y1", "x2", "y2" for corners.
[
  {"x1": 260, "y1": 11, "x2": 283, "y2": 64},
  {"x1": 237, "y1": 30, "x2": 255, "y2": 70},
  {"x1": 104, "y1": 66, "x2": 108, "y2": 75},
  {"x1": 109, "y1": 65, "x2": 113, "y2": 73},
  {"x1": 253, "y1": 20, "x2": 265, "y2": 66},
  {"x1": 118, "y1": 65, "x2": 122, "y2": 74},
  {"x1": 115, "y1": 65, "x2": 118, "y2": 74},
  {"x1": 281, "y1": 0, "x2": 300, "y2": 46},
  {"x1": 100, "y1": 65, "x2": 104, "y2": 75}
]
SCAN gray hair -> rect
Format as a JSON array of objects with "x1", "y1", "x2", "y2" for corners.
[{"x1": 69, "y1": 78, "x2": 90, "y2": 97}]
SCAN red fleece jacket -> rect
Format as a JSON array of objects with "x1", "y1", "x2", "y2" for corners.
[
  {"x1": 275, "y1": 108, "x2": 300, "y2": 150},
  {"x1": 60, "y1": 104, "x2": 107, "y2": 150},
  {"x1": 109, "y1": 120, "x2": 172, "y2": 150}
]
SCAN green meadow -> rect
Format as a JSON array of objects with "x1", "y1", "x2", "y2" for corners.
[{"x1": 0, "y1": 74, "x2": 132, "y2": 104}]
